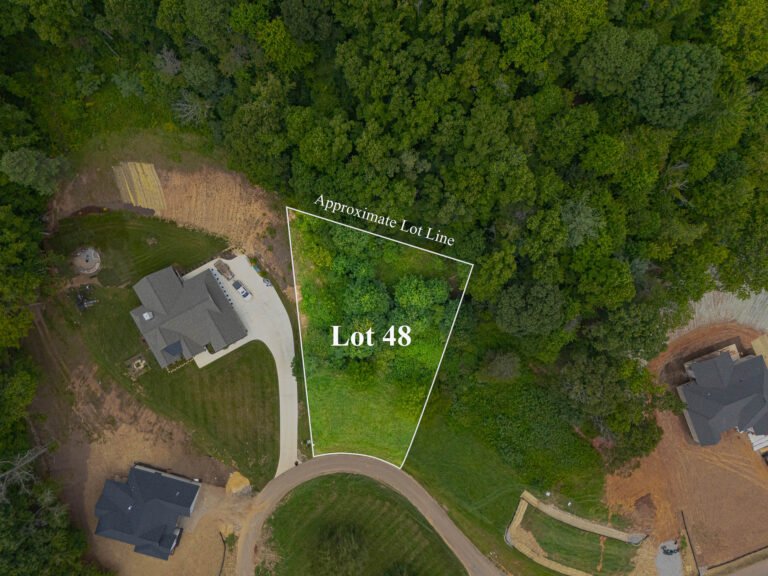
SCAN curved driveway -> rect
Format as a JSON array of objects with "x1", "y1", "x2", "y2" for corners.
[
  {"x1": 236, "y1": 454, "x2": 503, "y2": 576},
  {"x1": 190, "y1": 255, "x2": 299, "y2": 476}
]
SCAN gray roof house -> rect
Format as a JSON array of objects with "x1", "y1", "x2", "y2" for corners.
[
  {"x1": 677, "y1": 352, "x2": 768, "y2": 445},
  {"x1": 130, "y1": 266, "x2": 246, "y2": 368},
  {"x1": 94, "y1": 464, "x2": 201, "y2": 560}
]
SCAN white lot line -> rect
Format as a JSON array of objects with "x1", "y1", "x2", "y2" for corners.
[
  {"x1": 401, "y1": 261, "x2": 472, "y2": 468},
  {"x1": 285, "y1": 207, "x2": 474, "y2": 468},
  {"x1": 285, "y1": 208, "x2": 314, "y2": 457},
  {"x1": 186, "y1": 255, "x2": 299, "y2": 477}
]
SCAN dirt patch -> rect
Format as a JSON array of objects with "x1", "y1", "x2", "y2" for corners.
[
  {"x1": 628, "y1": 539, "x2": 658, "y2": 576},
  {"x1": 54, "y1": 140, "x2": 294, "y2": 298},
  {"x1": 648, "y1": 322, "x2": 761, "y2": 386},
  {"x1": 512, "y1": 527, "x2": 548, "y2": 558},
  {"x1": 26, "y1": 304, "x2": 245, "y2": 575},
  {"x1": 158, "y1": 166, "x2": 292, "y2": 293},
  {"x1": 607, "y1": 324, "x2": 768, "y2": 569}
]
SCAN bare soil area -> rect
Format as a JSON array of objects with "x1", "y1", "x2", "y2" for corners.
[
  {"x1": 648, "y1": 322, "x2": 762, "y2": 386},
  {"x1": 607, "y1": 323, "x2": 768, "y2": 569},
  {"x1": 54, "y1": 133, "x2": 293, "y2": 297},
  {"x1": 25, "y1": 304, "x2": 252, "y2": 576},
  {"x1": 158, "y1": 166, "x2": 291, "y2": 291}
]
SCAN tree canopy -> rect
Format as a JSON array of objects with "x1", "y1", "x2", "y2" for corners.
[{"x1": 2, "y1": 0, "x2": 767, "y2": 485}]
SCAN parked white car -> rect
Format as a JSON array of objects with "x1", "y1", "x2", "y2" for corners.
[{"x1": 232, "y1": 280, "x2": 252, "y2": 300}]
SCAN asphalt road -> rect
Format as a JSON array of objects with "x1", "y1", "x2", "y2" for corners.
[{"x1": 236, "y1": 454, "x2": 503, "y2": 576}]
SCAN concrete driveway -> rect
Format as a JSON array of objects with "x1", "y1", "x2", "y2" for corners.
[
  {"x1": 185, "y1": 255, "x2": 298, "y2": 477},
  {"x1": 655, "y1": 541, "x2": 683, "y2": 576}
]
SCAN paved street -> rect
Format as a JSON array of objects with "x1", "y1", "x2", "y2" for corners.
[{"x1": 236, "y1": 454, "x2": 503, "y2": 576}]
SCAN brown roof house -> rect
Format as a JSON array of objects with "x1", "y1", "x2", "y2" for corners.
[
  {"x1": 677, "y1": 352, "x2": 768, "y2": 445},
  {"x1": 130, "y1": 266, "x2": 246, "y2": 368}
]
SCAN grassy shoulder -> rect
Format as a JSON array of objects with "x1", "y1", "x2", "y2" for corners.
[
  {"x1": 48, "y1": 213, "x2": 280, "y2": 487},
  {"x1": 405, "y1": 385, "x2": 631, "y2": 576},
  {"x1": 290, "y1": 211, "x2": 471, "y2": 463},
  {"x1": 521, "y1": 507, "x2": 636, "y2": 575},
  {"x1": 258, "y1": 474, "x2": 467, "y2": 576}
]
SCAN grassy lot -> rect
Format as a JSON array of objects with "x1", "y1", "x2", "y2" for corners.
[
  {"x1": 521, "y1": 507, "x2": 636, "y2": 575},
  {"x1": 51, "y1": 211, "x2": 226, "y2": 286},
  {"x1": 48, "y1": 214, "x2": 280, "y2": 486},
  {"x1": 289, "y1": 211, "x2": 471, "y2": 464},
  {"x1": 405, "y1": 394, "x2": 629, "y2": 576},
  {"x1": 259, "y1": 474, "x2": 467, "y2": 576}
]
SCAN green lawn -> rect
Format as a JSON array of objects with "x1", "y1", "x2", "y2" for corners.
[
  {"x1": 51, "y1": 211, "x2": 227, "y2": 287},
  {"x1": 48, "y1": 214, "x2": 280, "y2": 487},
  {"x1": 289, "y1": 210, "x2": 471, "y2": 464},
  {"x1": 521, "y1": 507, "x2": 636, "y2": 575},
  {"x1": 404, "y1": 394, "x2": 631, "y2": 576},
  {"x1": 259, "y1": 474, "x2": 467, "y2": 576}
]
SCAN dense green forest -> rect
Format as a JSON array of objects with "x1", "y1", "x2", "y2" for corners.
[
  {"x1": 0, "y1": 30, "x2": 106, "y2": 576},
  {"x1": 0, "y1": 0, "x2": 766, "y2": 568}
]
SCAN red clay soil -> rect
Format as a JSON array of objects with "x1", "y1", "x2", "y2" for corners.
[
  {"x1": 607, "y1": 323, "x2": 768, "y2": 569},
  {"x1": 648, "y1": 322, "x2": 762, "y2": 386},
  {"x1": 26, "y1": 305, "x2": 236, "y2": 576}
]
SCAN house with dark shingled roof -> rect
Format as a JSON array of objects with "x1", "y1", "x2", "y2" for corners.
[
  {"x1": 130, "y1": 266, "x2": 246, "y2": 368},
  {"x1": 677, "y1": 352, "x2": 768, "y2": 446},
  {"x1": 94, "y1": 464, "x2": 200, "y2": 560}
]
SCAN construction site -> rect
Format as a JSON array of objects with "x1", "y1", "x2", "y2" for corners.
[{"x1": 608, "y1": 292, "x2": 768, "y2": 574}]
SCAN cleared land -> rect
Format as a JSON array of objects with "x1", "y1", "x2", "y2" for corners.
[
  {"x1": 54, "y1": 131, "x2": 293, "y2": 294},
  {"x1": 406, "y1": 395, "x2": 611, "y2": 576},
  {"x1": 48, "y1": 213, "x2": 280, "y2": 486},
  {"x1": 113, "y1": 161, "x2": 166, "y2": 211},
  {"x1": 607, "y1": 325, "x2": 768, "y2": 568},
  {"x1": 160, "y1": 166, "x2": 291, "y2": 290},
  {"x1": 520, "y1": 507, "x2": 636, "y2": 575},
  {"x1": 257, "y1": 474, "x2": 467, "y2": 576},
  {"x1": 26, "y1": 304, "x2": 239, "y2": 576},
  {"x1": 288, "y1": 210, "x2": 471, "y2": 465}
]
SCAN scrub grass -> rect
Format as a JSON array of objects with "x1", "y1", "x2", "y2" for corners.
[{"x1": 521, "y1": 507, "x2": 636, "y2": 575}]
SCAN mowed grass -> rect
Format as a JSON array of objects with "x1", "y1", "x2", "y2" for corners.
[
  {"x1": 309, "y1": 371, "x2": 423, "y2": 462},
  {"x1": 521, "y1": 507, "x2": 636, "y2": 575},
  {"x1": 51, "y1": 211, "x2": 226, "y2": 286},
  {"x1": 261, "y1": 474, "x2": 467, "y2": 576},
  {"x1": 48, "y1": 214, "x2": 280, "y2": 486}
]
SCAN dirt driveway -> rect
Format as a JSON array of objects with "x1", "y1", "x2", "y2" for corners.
[
  {"x1": 607, "y1": 324, "x2": 768, "y2": 569},
  {"x1": 26, "y1": 304, "x2": 247, "y2": 576}
]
